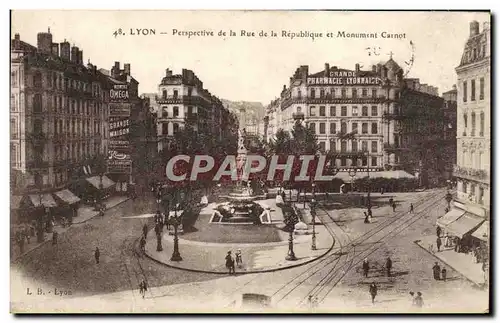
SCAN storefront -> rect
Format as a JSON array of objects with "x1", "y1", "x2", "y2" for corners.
[
  {"x1": 27, "y1": 193, "x2": 58, "y2": 233},
  {"x1": 437, "y1": 208, "x2": 485, "y2": 254},
  {"x1": 53, "y1": 189, "x2": 81, "y2": 223}
]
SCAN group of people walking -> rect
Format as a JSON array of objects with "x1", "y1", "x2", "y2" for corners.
[
  {"x1": 225, "y1": 250, "x2": 243, "y2": 274},
  {"x1": 362, "y1": 257, "x2": 393, "y2": 278}
]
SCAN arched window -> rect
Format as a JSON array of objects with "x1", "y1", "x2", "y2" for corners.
[
  {"x1": 296, "y1": 106, "x2": 302, "y2": 113},
  {"x1": 173, "y1": 123, "x2": 180, "y2": 134},
  {"x1": 173, "y1": 106, "x2": 179, "y2": 117},
  {"x1": 297, "y1": 89, "x2": 302, "y2": 99},
  {"x1": 162, "y1": 123, "x2": 168, "y2": 135},
  {"x1": 162, "y1": 90, "x2": 167, "y2": 99},
  {"x1": 173, "y1": 90, "x2": 178, "y2": 99},
  {"x1": 33, "y1": 93, "x2": 42, "y2": 113},
  {"x1": 309, "y1": 122, "x2": 316, "y2": 133}
]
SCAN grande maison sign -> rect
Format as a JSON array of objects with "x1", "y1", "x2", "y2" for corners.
[{"x1": 307, "y1": 71, "x2": 382, "y2": 86}]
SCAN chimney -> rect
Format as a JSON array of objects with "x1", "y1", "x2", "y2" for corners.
[
  {"x1": 355, "y1": 63, "x2": 360, "y2": 73},
  {"x1": 124, "y1": 63, "x2": 131, "y2": 75},
  {"x1": 372, "y1": 65, "x2": 376, "y2": 72},
  {"x1": 324, "y1": 63, "x2": 330, "y2": 76},
  {"x1": 37, "y1": 29, "x2": 53, "y2": 54},
  {"x1": 165, "y1": 69, "x2": 172, "y2": 77},
  {"x1": 470, "y1": 21, "x2": 480, "y2": 37},
  {"x1": 13, "y1": 33, "x2": 20, "y2": 50},
  {"x1": 452, "y1": 84, "x2": 457, "y2": 91},
  {"x1": 283, "y1": 85, "x2": 286, "y2": 91},
  {"x1": 77, "y1": 50, "x2": 83, "y2": 65},
  {"x1": 60, "y1": 40, "x2": 70, "y2": 60},
  {"x1": 70, "y1": 46, "x2": 79, "y2": 63},
  {"x1": 14, "y1": 33, "x2": 20, "y2": 41}
]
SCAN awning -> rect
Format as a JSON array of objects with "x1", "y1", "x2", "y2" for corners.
[
  {"x1": 11, "y1": 196, "x2": 23, "y2": 209},
  {"x1": 333, "y1": 170, "x2": 416, "y2": 182},
  {"x1": 437, "y1": 208, "x2": 465, "y2": 227},
  {"x1": 54, "y1": 189, "x2": 81, "y2": 205},
  {"x1": 86, "y1": 175, "x2": 115, "y2": 190},
  {"x1": 446, "y1": 212, "x2": 485, "y2": 238},
  {"x1": 28, "y1": 194, "x2": 58, "y2": 208},
  {"x1": 472, "y1": 221, "x2": 489, "y2": 241}
]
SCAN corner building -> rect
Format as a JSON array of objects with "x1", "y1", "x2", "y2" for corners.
[{"x1": 270, "y1": 59, "x2": 445, "y2": 184}]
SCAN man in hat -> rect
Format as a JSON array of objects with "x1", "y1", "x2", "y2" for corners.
[
  {"x1": 432, "y1": 262, "x2": 441, "y2": 280},
  {"x1": 225, "y1": 251, "x2": 235, "y2": 274},
  {"x1": 94, "y1": 247, "x2": 100, "y2": 264},
  {"x1": 363, "y1": 258, "x2": 370, "y2": 278}
]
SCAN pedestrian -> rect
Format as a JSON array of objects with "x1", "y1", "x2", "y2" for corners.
[
  {"x1": 369, "y1": 282, "x2": 378, "y2": 304},
  {"x1": 308, "y1": 295, "x2": 314, "y2": 309},
  {"x1": 94, "y1": 247, "x2": 100, "y2": 264},
  {"x1": 142, "y1": 279, "x2": 148, "y2": 298},
  {"x1": 52, "y1": 230, "x2": 58, "y2": 245},
  {"x1": 414, "y1": 292, "x2": 424, "y2": 308},
  {"x1": 389, "y1": 198, "x2": 393, "y2": 206},
  {"x1": 386, "y1": 257, "x2": 393, "y2": 277},
  {"x1": 139, "y1": 281, "x2": 144, "y2": 297},
  {"x1": 436, "y1": 236, "x2": 442, "y2": 252},
  {"x1": 140, "y1": 236, "x2": 146, "y2": 254},
  {"x1": 225, "y1": 251, "x2": 235, "y2": 274},
  {"x1": 25, "y1": 228, "x2": 31, "y2": 244},
  {"x1": 432, "y1": 262, "x2": 441, "y2": 280},
  {"x1": 235, "y1": 249, "x2": 243, "y2": 268},
  {"x1": 410, "y1": 203, "x2": 414, "y2": 213},
  {"x1": 436, "y1": 226, "x2": 442, "y2": 237},
  {"x1": 441, "y1": 267, "x2": 447, "y2": 281},
  {"x1": 368, "y1": 209, "x2": 373, "y2": 218},
  {"x1": 409, "y1": 291, "x2": 415, "y2": 306},
  {"x1": 142, "y1": 224, "x2": 148, "y2": 239},
  {"x1": 392, "y1": 203, "x2": 396, "y2": 212},
  {"x1": 281, "y1": 190, "x2": 286, "y2": 203},
  {"x1": 18, "y1": 233, "x2": 25, "y2": 254},
  {"x1": 362, "y1": 258, "x2": 370, "y2": 278}
]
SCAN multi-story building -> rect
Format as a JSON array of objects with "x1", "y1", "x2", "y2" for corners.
[
  {"x1": 265, "y1": 59, "x2": 446, "y2": 185},
  {"x1": 442, "y1": 85, "x2": 458, "y2": 179},
  {"x1": 152, "y1": 68, "x2": 238, "y2": 152},
  {"x1": 443, "y1": 20, "x2": 490, "y2": 253},
  {"x1": 11, "y1": 29, "x2": 110, "y2": 221}
]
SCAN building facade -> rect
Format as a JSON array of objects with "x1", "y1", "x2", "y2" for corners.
[
  {"x1": 11, "y1": 30, "x2": 110, "y2": 200},
  {"x1": 454, "y1": 20, "x2": 491, "y2": 218},
  {"x1": 152, "y1": 68, "x2": 238, "y2": 152},
  {"x1": 442, "y1": 85, "x2": 458, "y2": 179},
  {"x1": 265, "y1": 59, "x2": 446, "y2": 185}
]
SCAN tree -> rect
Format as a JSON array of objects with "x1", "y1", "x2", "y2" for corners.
[{"x1": 268, "y1": 128, "x2": 292, "y2": 155}]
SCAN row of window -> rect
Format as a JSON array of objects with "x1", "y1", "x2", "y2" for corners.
[
  {"x1": 462, "y1": 77, "x2": 485, "y2": 102},
  {"x1": 32, "y1": 93, "x2": 104, "y2": 116},
  {"x1": 319, "y1": 140, "x2": 380, "y2": 153},
  {"x1": 160, "y1": 122, "x2": 181, "y2": 136},
  {"x1": 462, "y1": 111, "x2": 486, "y2": 136},
  {"x1": 298, "y1": 105, "x2": 379, "y2": 117},
  {"x1": 299, "y1": 88, "x2": 379, "y2": 99},
  {"x1": 460, "y1": 150, "x2": 487, "y2": 170},
  {"x1": 459, "y1": 181, "x2": 486, "y2": 205},
  {"x1": 32, "y1": 70, "x2": 102, "y2": 96},
  {"x1": 315, "y1": 151, "x2": 379, "y2": 167},
  {"x1": 29, "y1": 118, "x2": 104, "y2": 138},
  {"x1": 309, "y1": 122, "x2": 378, "y2": 135},
  {"x1": 161, "y1": 88, "x2": 192, "y2": 99}
]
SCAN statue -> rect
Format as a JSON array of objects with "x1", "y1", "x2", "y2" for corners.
[{"x1": 235, "y1": 128, "x2": 248, "y2": 185}]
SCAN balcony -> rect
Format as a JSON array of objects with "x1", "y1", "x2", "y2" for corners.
[
  {"x1": 453, "y1": 165, "x2": 489, "y2": 184},
  {"x1": 382, "y1": 111, "x2": 408, "y2": 120},
  {"x1": 383, "y1": 143, "x2": 407, "y2": 152}
]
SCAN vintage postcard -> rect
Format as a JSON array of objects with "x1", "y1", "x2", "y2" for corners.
[{"x1": 9, "y1": 10, "x2": 490, "y2": 313}]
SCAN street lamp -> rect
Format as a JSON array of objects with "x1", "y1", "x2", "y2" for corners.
[
  {"x1": 445, "y1": 190, "x2": 453, "y2": 209},
  {"x1": 170, "y1": 193, "x2": 183, "y2": 262},
  {"x1": 363, "y1": 150, "x2": 372, "y2": 214},
  {"x1": 348, "y1": 169, "x2": 357, "y2": 193},
  {"x1": 284, "y1": 209, "x2": 298, "y2": 261},
  {"x1": 311, "y1": 198, "x2": 317, "y2": 251}
]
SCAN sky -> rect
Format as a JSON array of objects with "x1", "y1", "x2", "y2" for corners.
[{"x1": 11, "y1": 10, "x2": 490, "y2": 105}]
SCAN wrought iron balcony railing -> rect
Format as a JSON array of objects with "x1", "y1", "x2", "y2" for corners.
[{"x1": 453, "y1": 165, "x2": 489, "y2": 183}]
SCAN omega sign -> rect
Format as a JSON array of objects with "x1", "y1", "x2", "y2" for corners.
[
  {"x1": 110, "y1": 84, "x2": 129, "y2": 100},
  {"x1": 307, "y1": 71, "x2": 382, "y2": 86}
]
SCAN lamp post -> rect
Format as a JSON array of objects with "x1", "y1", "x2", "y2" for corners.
[
  {"x1": 311, "y1": 196, "x2": 317, "y2": 251},
  {"x1": 170, "y1": 192, "x2": 183, "y2": 262},
  {"x1": 445, "y1": 190, "x2": 453, "y2": 209},
  {"x1": 284, "y1": 209, "x2": 298, "y2": 261},
  {"x1": 364, "y1": 150, "x2": 372, "y2": 214},
  {"x1": 348, "y1": 168, "x2": 357, "y2": 193}
]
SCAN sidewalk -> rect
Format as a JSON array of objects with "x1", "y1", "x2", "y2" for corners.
[
  {"x1": 145, "y1": 217, "x2": 336, "y2": 274},
  {"x1": 415, "y1": 235, "x2": 486, "y2": 286},
  {"x1": 10, "y1": 195, "x2": 130, "y2": 262}
]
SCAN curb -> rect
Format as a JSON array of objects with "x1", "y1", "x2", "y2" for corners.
[
  {"x1": 144, "y1": 206, "x2": 337, "y2": 275},
  {"x1": 413, "y1": 240, "x2": 485, "y2": 288},
  {"x1": 11, "y1": 197, "x2": 131, "y2": 262}
]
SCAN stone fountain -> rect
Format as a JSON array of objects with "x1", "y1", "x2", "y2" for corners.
[{"x1": 210, "y1": 128, "x2": 269, "y2": 224}]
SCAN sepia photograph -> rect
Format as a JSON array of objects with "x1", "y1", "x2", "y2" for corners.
[{"x1": 9, "y1": 10, "x2": 491, "y2": 314}]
